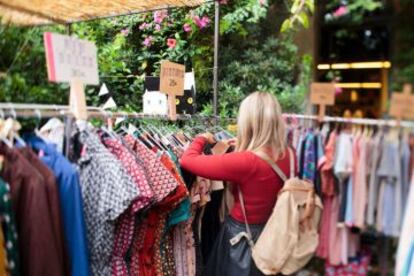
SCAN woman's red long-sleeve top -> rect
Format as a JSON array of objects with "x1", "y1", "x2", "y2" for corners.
[{"x1": 180, "y1": 136, "x2": 295, "y2": 224}]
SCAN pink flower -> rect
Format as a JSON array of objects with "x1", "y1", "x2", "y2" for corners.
[
  {"x1": 155, "y1": 24, "x2": 161, "y2": 31},
  {"x1": 139, "y1": 22, "x2": 150, "y2": 30},
  {"x1": 143, "y1": 36, "x2": 154, "y2": 47},
  {"x1": 193, "y1": 15, "x2": 210, "y2": 29},
  {"x1": 167, "y1": 38, "x2": 177, "y2": 49},
  {"x1": 120, "y1": 28, "x2": 129, "y2": 36},
  {"x1": 153, "y1": 10, "x2": 168, "y2": 24},
  {"x1": 333, "y1": 5, "x2": 348, "y2": 17},
  {"x1": 259, "y1": 0, "x2": 266, "y2": 6},
  {"x1": 183, "y1": 23, "x2": 192, "y2": 33},
  {"x1": 219, "y1": 0, "x2": 228, "y2": 4},
  {"x1": 335, "y1": 86, "x2": 343, "y2": 95}
]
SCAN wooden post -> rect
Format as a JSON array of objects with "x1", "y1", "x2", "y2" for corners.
[{"x1": 69, "y1": 78, "x2": 88, "y2": 120}]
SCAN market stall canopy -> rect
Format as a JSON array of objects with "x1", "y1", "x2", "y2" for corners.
[{"x1": 0, "y1": 0, "x2": 206, "y2": 26}]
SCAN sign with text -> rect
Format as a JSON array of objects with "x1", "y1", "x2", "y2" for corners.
[
  {"x1": 310, "y1": 83, "x2": 336, "y2": 105},
  {"x1": 44, "y1": 32, "x2": 99, "y2": 85},
  {"x1": 160, "y1": 60, "x2": 185, "y2": 96},
  {"x1": 389, "y1": 84, "x2": 414, "y2": 119}
]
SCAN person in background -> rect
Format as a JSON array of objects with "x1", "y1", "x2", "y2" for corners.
[{"x1": 180, "y1": 91, "x2": 296, "y2": 276}]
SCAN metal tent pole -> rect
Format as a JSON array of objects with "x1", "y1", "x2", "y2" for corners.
[{"x1": 212, "y1": 0, "x2": 220, "y2": 116}]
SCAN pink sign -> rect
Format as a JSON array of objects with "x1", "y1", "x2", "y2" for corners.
[{"x1": 44, "y1": 32, "x2": 99, "y2": 85}]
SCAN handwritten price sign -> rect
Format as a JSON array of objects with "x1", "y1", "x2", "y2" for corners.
[
  {"x1": 160, "y1": 60, "x2": 185, "y2": 96},
  {"x1": 310, "y1": 82, "x2": 336, "y2": 119},
  {"x1": 44, "y1": 32, "x2": 99, "y2": 85}
]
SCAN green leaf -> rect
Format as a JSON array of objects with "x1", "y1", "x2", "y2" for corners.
[
  {"x1": 306, "y1": 0, "x2": 315, "y2": 13},
  {"x1": 291, "y1": 0, "x2": 301, "y2": 14},
  {"x1": 298, "y1": 12, "x2": 309, "y2": 28},
  {"x1": 280, "y1": 19, "x2": 291, "y2": 33}
]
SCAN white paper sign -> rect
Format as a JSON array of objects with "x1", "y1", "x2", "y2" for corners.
[
  {"x1": 44, "y1": 32, "x2": 99, "y2": 85},
  {"x1": 102, "y1": 97, "x2": 117, "y2": 110},
  {"x1": 99, "y1": 83, "x2": 109, "y2": 96},
  {"x1": 184, "y1": 72, "x2": 195, "y2": 90},
  {"x1": 143, "y1": 91, "x2": 168, "y2": 115}
]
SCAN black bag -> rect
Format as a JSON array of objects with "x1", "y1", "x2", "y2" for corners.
[{"x1": 204, "y1": 216, "x2": 265, "y2": 276}]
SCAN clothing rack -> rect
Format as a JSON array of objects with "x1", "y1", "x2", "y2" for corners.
[
  {"x1": 0, "y1": 103, "x2": 414, "y2": 128},
  {"x1": 283, "y1": 113, "x2": 414, "y2": 129},
  {"x1": 0, "y1": 103, "x2": 220, "y2": 121}
]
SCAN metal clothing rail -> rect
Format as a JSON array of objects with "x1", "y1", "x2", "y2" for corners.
[
  {"x1": 1, "y1": 103, "x2": 413, "y2": 128},
  {"x1": 0, "y1": 102, "x2": 219, "y2": 121},
  {"x1": 283, "y1": 113, "x2": 414, "y2": 128}
]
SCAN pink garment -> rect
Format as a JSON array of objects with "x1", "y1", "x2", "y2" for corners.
[
  {"x1": 174, "y1": 224, "x2": 187, "y2": 276},
  {"x1": 353, "y1": 138, "x2": 368, "y2": 228},
  {"x1": 316, "y1": 196, "x2": 333, "y2": 259},
  {"x1": 328, "y1": 196, "x2": 343, "y2": 265},
  {"x1": 320, "y1": 132, "x2": 337, "y2": 196},
  {"x1": 348, "y1": 232, "x2": 360, "y2": 258},
  {"x1": 340, "y1": 227, "x2": 348, "y2": 265},
  {"x1": 103, "y1": 138, "x2": 154, "y2": 276},
  {"x1": 316, "y1": 131, "x2": 338, "y2": 260}
]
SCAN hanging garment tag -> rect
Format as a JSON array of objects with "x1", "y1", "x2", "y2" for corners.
[
  {"x1": 211, "y1": 180, "x2": 224, "y2": 191},
  {"x1": 211, "y1": 141, "x2": 230, "y2": 155},
  {"x1": 128, "y1": 123, "x2": 138, "y2": 135},
  {"x1": 115, "y1": 117, "x2": 125, "y2": 126},
  {"x1": 69, "y1": 79, "x2": 88, "y2": 120}
]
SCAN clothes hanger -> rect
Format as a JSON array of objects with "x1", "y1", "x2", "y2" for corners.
[{"x1": 0, "y1": 109, "x2": 13, "y2": 148}]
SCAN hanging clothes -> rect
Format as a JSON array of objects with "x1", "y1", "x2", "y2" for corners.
[
  {"x1": 75, "y1": 130, "x2": 140, "y2": 276},
  {"x1": 102, "y1": 137, "x2": 154, "y2": 276},
  {"x1": 0, "y1": 143, "x2": 67, "y2": 276},
  {"x1": 0, "y1": 179, "x2": 19, "y2": 276},
  {"x1": 396, "y1": 173, "x2": 414, "y2": 275},
  {"x1": 376, "y1": 139, "x2": 402, "y2": 237},
  {"x1": 25, "y1": 135, "x2": 90, "y2": 276}
]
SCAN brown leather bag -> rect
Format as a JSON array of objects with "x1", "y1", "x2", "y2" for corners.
[{"x1": 236, "y1": 149, "x2": 323, "y2": 275}]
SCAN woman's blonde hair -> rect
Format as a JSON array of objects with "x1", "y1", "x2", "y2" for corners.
[{"x1": 236, "y1": 92, "x2": 286, "y2": 159}]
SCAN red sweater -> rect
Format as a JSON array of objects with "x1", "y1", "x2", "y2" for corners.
[{"x1": 180, "y1": 136, "x2": 295, "y2": 224}]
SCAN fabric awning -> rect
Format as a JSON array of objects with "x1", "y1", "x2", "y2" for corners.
[{"x1": 0, "y1": 0, "x2": 206, "y2": 26}]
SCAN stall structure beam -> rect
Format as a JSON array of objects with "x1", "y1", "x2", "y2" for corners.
[{"x1": 0, "y1": 0, "x2": 207, "y2": 25}]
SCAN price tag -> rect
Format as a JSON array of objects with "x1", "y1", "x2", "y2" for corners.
[
  {"x1": 159, "y1": 60, "x2": 185, "y2": 120},
  {"x1": 44, "y1": 32, "x2": 99, "y2": 120},
  {"x1": 310, "y1": 82, "x2": 336, "y2": 120},
  {"x1": 390, "y1": 84, "x2": 414, "y2": 120},
  {"x1": 310, "y1": 83, "x2": 335, "y2": 105},
  {"x1": 160, "y1": 60, "x2": 185, "y2": 96},
  {"x1": 44, "y1": 32, "x2": 99, "y2": 85}
]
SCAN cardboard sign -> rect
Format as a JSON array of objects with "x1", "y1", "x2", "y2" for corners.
[
  {"x1": 310, "y1": 83, "x2": 336, "y2": 105},
  {"x1": 160, "y1": 60, "x2": 185, "y2": 96},
  {"x1": 44, "y1": 32, "x2": 99, "y2": 85},
  {"x1": 389, "y1": 84, "x2": 414, "y2": 119}
]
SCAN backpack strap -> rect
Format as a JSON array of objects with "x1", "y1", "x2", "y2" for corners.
[
  {"x1": 254, "y1": 152, "x2": 286, "y2": 182},
  {"x1": 232, "y1": 189, "x2": 255, "y2": 248},
  {"x1": 231, "y1": 148, "x2": 294, "y2": 247}
]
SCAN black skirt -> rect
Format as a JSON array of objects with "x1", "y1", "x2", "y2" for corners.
[{"x1": 204, "y1": 216, "x2": 265, "y2": 276}]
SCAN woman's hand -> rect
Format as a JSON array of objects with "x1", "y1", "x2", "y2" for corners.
[
  {"x1": 200, "y1": 132, "x2": 216, "y2": 144},
  {"x1": 224, "y1": 138, "x2": 238, "y2": 146}
]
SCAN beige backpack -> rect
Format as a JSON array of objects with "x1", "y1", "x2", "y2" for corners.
[{"x1": 237, "y1": 149, "x2": 323, "y2": 275}]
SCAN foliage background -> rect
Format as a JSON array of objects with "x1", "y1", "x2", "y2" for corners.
[{"x1": 0, "y1": 0, "x2": 311, "y2": 117}]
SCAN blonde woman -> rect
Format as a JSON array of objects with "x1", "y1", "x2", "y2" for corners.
[{"x1": 180, "y1": 92, "x2": 296, "y2": 276}]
